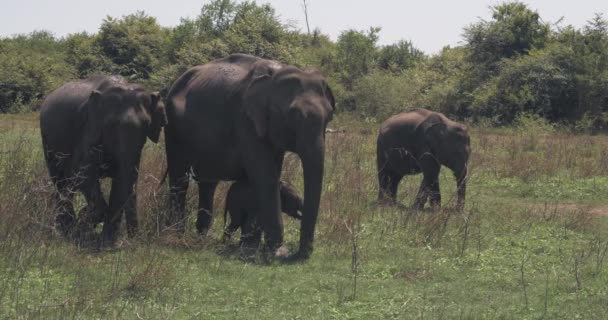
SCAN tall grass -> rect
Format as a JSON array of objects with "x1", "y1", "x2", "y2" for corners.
[{"x1": 0, "y1": 113, "x2": 607, "y2": 318}]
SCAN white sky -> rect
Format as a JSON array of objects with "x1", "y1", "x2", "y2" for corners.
[{"x1": 1, "y1": 0, "x2": 607, "y2": 54}]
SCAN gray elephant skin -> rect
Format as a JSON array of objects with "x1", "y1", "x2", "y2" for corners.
[
  {"x1": 223, "y1": 180, "x2": 303, "y2": 243},
  {"x1": 40, "y1": 75, "x2": 167, "y2": 243},
  {"x1": 376, "y1": 108, "x2": 470, "y2": 210},
  {"x1": 164, "y1": 54, "x2": 335, "y2": 259}
]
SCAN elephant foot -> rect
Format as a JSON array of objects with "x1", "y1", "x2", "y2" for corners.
[
  {"x1": 100, "y1": 222, "x2": 120, "y2": 248},
  {"x1": 274, "y1": 245, "x2": 290, "y2": 258},
  {"x1": 280, "y1": 249, "x2": 310, "y2": 264}
]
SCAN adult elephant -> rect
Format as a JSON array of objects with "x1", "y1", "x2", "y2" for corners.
[
  {"x1": 376, "y1": 108, "x2": 470, "y2": 210},
  {"x1": 164, "y1": 54, "x2": 335, "y2": 260},
  {"x1": 40, "y1": 75, "x2": 167, "y2": 243}
]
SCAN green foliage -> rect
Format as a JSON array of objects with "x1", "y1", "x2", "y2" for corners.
[
  {"x1": 1, "y1": 0, "x2": 608, "y2": 129},
  {"x1": 352, "y1": 71, "x2": 416, "y2": 120},
  {"x1": 464, "y1": 2, "x2": 550, "y2": 74},
  {"x1": 472, "y1": 44, "x2": 578, "y2": 123},
  {"x1": 377, "y1": 40, "x2": 425, "y2": 73},
  {"x1": 0, "y1": 31, "x2": 74, "y2": 112},
  {"x1": 222, "y1": 2, "x2": 294, "y2": 60},
  {"x1": 334, "y1": 27, "x2": 381, "y2": 90},
  {"x1": 197, "y1": 0, "x2": 237, "y2": 37},
  {"x1": 98, "y1": 11, "x2": 168, "y2": 80},
  {"x1": 64, "y1": 32, "x2": 112, "y2": 77}
]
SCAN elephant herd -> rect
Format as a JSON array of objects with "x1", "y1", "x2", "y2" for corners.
[{"x1": 39, "y1": 53, "x2": 470, "y2": 261}]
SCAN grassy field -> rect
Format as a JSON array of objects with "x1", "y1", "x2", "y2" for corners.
[{"x1": 0, "y1": 113, "x2": 607, "y2": 319}]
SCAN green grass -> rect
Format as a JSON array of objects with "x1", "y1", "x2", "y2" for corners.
[{"x1": 1, "y1": 113, "x2": 607, "y2": 319}]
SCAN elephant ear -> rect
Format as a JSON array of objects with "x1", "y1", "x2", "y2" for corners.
[
  {"x1": 423, "y1": 113, "x2": 447, "y2": 154},
  {"x1": 325, "y1": 84, "x2": 336, "y2": 113},
  {"x1": 78, "y1": 90, "x2": 101, "y2": 126},
  {"x1": 71, "y1": 90, "x2": 103, "y2": 176},
  {"x1": 147, "y1": 91, "x2": 168, "y2": 143},
  {"x1": 244, "y1": 73, "x2": 273, "y2": 138},
  {"x1": 80, "y1": 90, "x2": 104, "y2": 141}
]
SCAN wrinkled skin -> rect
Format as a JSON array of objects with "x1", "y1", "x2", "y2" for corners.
[
  {"x1": 40, "y1": 76, "x2": 167, "y2": 243},
  {"x1": 376, "y1": 109, "x2": 470, "y2": 210},
  {"x1": 164, "y1": 54, "x2": 334, "y2": 259},
  {"x1": 223, "y1": 180, "x2": 303, "y2": 243}
]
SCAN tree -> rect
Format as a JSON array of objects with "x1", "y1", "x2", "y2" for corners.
[
  {"x1": 222, "y1": 2, "x2": 292, "y2": 60},
  {"x1": 377, "y1": 40, "x2": 425, "y2": 73},
  {"x1": 0, "y1": 31, "x2": 74, "y2": 112},
  {"x1": 64, "y1": 32, "x2": 112, "y2": 77},
  {"x1": 464, "y1": 2, "x2": 549, "y2": 74},
  {"x1": 335, "y1": 27, "x2": 380, "y2": 88},
  {"x1": 471, "y1": 44, "x2": 578, "y2": 123},
  {"x1": 197, "y1": 0, "x2": 237, "y2": 37},
  {"x1": 98, "y1": 11, "x2": 168, "y2": 80}
]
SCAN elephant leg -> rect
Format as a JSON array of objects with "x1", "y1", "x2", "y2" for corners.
[
  {"x1": 413, "y1": 156, "x2": 441, "y2": 210},
  {"x1": 103, "y1": 165, "x2": 138, "y2": 244},
  {"x1": 224, "y1": 217, "x2": 240, "y2": 241},
  {"x1": 454, "y1": 166, "x2": 467, "y2": 211},
  {"x1": 243, "y1": 150, "x2": 284, "y2": 253},
  {"x1": 53, "y1": 179, "x2": 77, "y2": 235},
  {"x1": 413, "y1": 178, "x2": 429, "y2": 210},
  {"x1": 240, "y1": 210, "x2": 262, "y2": 250},
  {"x1": 45, "y1": 155, "x2": 76, "y2": 233},
  {"x1": 79, "y1": 176, "x2": 109, "y2": 228},
  {"x1": 378, "y1": 169, "x2": 402, "y2": 205},
  {"x1": 429, "y1": 177, "x2": 441, "y2": 210},
  {"x1": 124, "y1": 190, "x2": 138, "y2": 238},
  {"x1": 196, "y1": 181, "x2": 217, "y2": 235},
  {"x1": 166, "y1": 134, "x2": 192, "y2": 233},
  {"x1": 168, "y1": 161, "x2": 189, "y2": 233},
  {"x1": 103, "y1": 178, "x2": 122, "y2": 244}
]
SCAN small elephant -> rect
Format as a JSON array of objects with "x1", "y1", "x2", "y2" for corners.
[
  {"x1": 223, "y1": 181, "x2": 303, "y2": 242},
  {"x1": 40, "y1": 75, "x2": 167, "y2": 243},
  {"x1": 376, "y1": 108, "x2": 470, "y2": 210}
]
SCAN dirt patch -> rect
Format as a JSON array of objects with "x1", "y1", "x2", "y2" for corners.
[{"x1": 528, "y1": 203, "x2": 608, "y2": 217}]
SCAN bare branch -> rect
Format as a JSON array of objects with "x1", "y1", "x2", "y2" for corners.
[{"x1": 302, "y1": 0, "x2": 311, "y2": 35}]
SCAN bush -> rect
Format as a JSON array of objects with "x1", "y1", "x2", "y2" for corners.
[
  {"x1": 0, "y1": 31, "x2": 74, "y2": 113},
  {"x1": 471, "y1": 44, "x2": 578, "y2": 124},
  {"x1": 352, "y1": 71, "x2": 418, "y2": 120}
]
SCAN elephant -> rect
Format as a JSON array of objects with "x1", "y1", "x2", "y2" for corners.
[
  {"x1": 39, "y1": 75, "x2": 167, "y2": 243},
  {"x1": 376, "y1": 108, "x2": 470, "y2": 210},
  {"x1": 164, "y1": 53, "x2": 335, "y2": 259},
  {"x1": 223, "y1": 180, "x2": 303, "y2": 242}
]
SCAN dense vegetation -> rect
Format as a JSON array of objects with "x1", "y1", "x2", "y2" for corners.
[{"x1": 1, "y1": 1, "x2": 607, "y2": 129}]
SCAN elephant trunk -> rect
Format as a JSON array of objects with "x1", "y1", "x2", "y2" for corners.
[
  {"x1": 297, "y1": 133, "x2": 325, "y2": 258},
  {"x1": 455, "y1": 164, "x2": 467, "y2": 211}
]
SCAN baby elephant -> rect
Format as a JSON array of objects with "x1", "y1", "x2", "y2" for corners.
[
  {"x1": 223, "y1": 180, "x2": 303, "y2": 241},
  {"x1": 377, "y1": 108, "x2": 470, "y2": 210}
]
